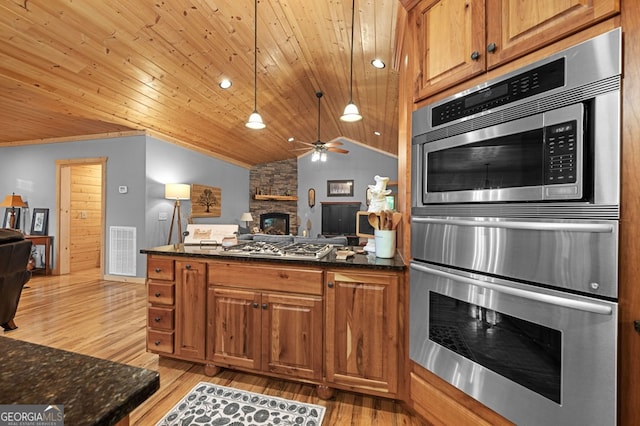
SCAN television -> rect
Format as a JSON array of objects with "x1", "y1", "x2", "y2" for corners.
[{"x1": 355, "y1": 211, "x2": 376, "y2": 239}]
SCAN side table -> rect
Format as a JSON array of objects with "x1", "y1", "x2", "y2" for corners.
[{"x1": 25, "y1": 235, "x2": 53, "y2": 275}]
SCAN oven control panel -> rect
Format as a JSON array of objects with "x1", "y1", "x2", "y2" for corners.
[{"x1": 545, "y1": 120, "x2": 577, "y2": 184}]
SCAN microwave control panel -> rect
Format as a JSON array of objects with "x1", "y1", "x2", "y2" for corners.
[{"x1": 545, "y1": 120, "x2": 577, "y2": 184}]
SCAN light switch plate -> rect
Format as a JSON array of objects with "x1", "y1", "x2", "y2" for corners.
[
  {"x1": 158, "y1": 212, "x2": 168, "y2": 221},
  {"x1": 118, "y1": 185, "x2": 128, "y2": 194}
]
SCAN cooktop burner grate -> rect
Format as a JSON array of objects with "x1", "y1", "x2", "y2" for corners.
[{"x1": 223, "y1": 241, "x2": 334, "y2": 259}]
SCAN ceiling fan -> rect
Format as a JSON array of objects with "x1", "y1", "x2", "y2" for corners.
[{"x1": 293, "y1": 91, "x2": 349, "y2": 162}]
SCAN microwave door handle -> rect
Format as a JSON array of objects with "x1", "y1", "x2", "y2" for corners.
[
  {"x1": 410, "y1": 262, "x2": 613, "y2": 316},
  {"x1": 411, "y1": 217, "x2": 614, "y2": 234}
]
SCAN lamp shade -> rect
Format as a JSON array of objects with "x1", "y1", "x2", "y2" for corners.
[
  {"x1": 340, "y1": 102, "x2": 362, "y2": 122},
  {"x1": 165, "y1": 183, "x2": 190, "y2": 200},
  {"x1": 0, "y1": 193, "x2": 26, "y2": 208},
  {"x1": 240, "y1": 212, "x2": 253, "y2": 222}
]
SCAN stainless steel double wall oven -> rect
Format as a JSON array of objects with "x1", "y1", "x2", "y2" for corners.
[{"x1": 410, "y1": 29, "x2": 621, "y2": 425}]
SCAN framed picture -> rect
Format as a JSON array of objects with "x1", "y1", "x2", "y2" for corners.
[
  {"x1": 30, "y1": 208, "x2": 49, "y2": 235},
  {"x1": 2, "y1": 208, "x2": 20, "y2": 229},
  {"x1": 327, "y1": 180, "x2": 354, "y2": 197}
]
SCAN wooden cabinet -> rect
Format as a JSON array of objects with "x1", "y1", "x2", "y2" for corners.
[
  {"x1": 146, "y1": 257, "x2": 175, "y2": 355},
  {"x1": 174, "y1": 260, "x2": 207, "y2": 361},
  {"x1": 207, "y1": 262, "x2": 324, "y2": 381},
  {"x1": 325, "y1": 270, "x2": 399, "y2": 396},
  {"x1": 410, "y1": 0, "x2": 619, "y2": 101}
]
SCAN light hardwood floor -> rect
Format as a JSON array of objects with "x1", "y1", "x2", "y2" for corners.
[{"x1": 4, "y1": 269, "x2": 427, "y2": 425}]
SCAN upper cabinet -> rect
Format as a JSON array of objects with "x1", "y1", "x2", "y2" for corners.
[{"x1": 409, "y1": 0, "x2": 620, "y2": 102}]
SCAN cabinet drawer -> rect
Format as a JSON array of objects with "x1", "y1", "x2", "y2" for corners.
[
  {"x1": 148, "y1": 257, "x2": 175, "y2": 280},
  {"x1": 148, "y1": 306, "x2": 174, "y2": 330},
  {"x1": 147, "y1": 329, "x2": 174, "y2": 354},
  {"x1": 209, "y1": 263, "x2": 324, "y2": 295},
  {"x1": 148, "y1": 282, "x2": 175, "y2": 305}
]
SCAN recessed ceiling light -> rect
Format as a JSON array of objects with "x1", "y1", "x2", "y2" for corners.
[
  {"x1": 219, "y1": 79, "x2": 232, "y2": 89},
  {"x1": 371, "y1": 59, "x2": 386, "y2": 69},
  {"x1": 287, "y1": 137, "x2": 295, "y2": 142},
  {"x1": 374, "y1": 131, "x2": 381, "y2": 136}
]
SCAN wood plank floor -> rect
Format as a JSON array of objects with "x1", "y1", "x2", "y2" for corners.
[{"x1": 4, "y1": 270, "x2": 427, "y2": 425}]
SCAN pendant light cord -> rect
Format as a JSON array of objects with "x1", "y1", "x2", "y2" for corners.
[
  {"x1": 348, "y1": 0, "x2": 355, "y2": 103},
  {"x1": 253, "y1": 0, "x2": 258, "y2": 111}
]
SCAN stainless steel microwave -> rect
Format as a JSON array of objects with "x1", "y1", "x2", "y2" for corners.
[{"x1": 412, "y1": 28, "x2": 621, "y2": 211}]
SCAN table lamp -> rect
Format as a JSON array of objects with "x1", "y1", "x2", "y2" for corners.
[
  {"x1": 240, "y1": 212, "x2": 253, "y2": 231},
  {"x1": 165, "y1": 184, "x2": 190, "y2": 244},
  {"x1": 0, "y1": 192, "x2": 26, "y2": 229}
]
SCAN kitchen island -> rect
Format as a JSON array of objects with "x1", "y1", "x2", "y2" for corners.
[
  {"x1": 0, "y1": 336, "x2": 159, "y2": 425},
  {"x1": 141, "y1": 242, "x2": 406, "y2": 399}
]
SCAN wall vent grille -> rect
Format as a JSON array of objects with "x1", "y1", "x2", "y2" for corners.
[{"x1": 109, "y1": 226, "x2": 136, "y2": 276}]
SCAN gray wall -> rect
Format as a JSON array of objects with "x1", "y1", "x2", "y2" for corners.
[
  {"x1": 297, "y1": 138, "x2": 398, "y2": 237},
  {"x1": 0, "y1": 134, "x2": 249, "y2": 278}
]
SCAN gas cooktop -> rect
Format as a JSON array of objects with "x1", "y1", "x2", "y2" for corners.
[{"x1": 222, "y1": 241, "x2": 334, "y2": 259}]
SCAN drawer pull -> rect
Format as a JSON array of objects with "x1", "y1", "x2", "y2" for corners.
[
  {"x1": 154, "y1": 292, "x2": 162, "y2": 297},
  {"x1": 253, "y1": 302, "x2": 259, "y2": 309},
  {"x1": 154, "y1": 317, "x2": 162, "y2": 322},
  {"x1": 154, "y1": 340, "x2": 161, "y2": 346},
  {"x1": 262, "y1": 303, "x2": 268, "y2": 310},
  {"x1": 155, "y1": 267, "x2": 162, "y2": 273},
  {"x1": 185, "y1": 264, "x2": 192, "y2": 270},
  {"x1": 328, "y1": 282, "x2": 334, "y2": 288}
]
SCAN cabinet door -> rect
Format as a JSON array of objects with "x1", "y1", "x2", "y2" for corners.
[
  {"x1": 485, "y1": 0, "x2": 619, "y2": 69},
  {"x1": 208, "y1": 287, "x2": 261, "y2": 370},
  {"x1": 175, "y1": 260, "x2": 207, "y2": 360},
  {"x1": 261, "y1": 293, "x2": 323, "y2": 380},
  {"x1": 411, "y1": 0, "x2": 485, "y2": 101},
  {"x1": 325, "y1": 271, "x2": 399, "y2": 395}
]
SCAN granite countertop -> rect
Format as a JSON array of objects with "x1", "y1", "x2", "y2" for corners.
[
  {"x1": 141, "y1": 244, "x2": 406, "y2": 271},
  {"x1": 0, "y1": 336, "x2": 159, "y2": 426}
]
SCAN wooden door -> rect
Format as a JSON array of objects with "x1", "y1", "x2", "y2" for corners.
[
  {"x1": 485, "y1": 0, "x2": 620, "y2": 69},
  {"x1": 411, "y1": 0, "x2": 485, "y2": 101},
  {"x1": 325, "y1": 270, "x2": 399, "y2": 395},
  {"x1": 175, "y1": 260, "x2": 206, "y2": 360},
  {"x1": 56, "y1": 157, "x2": 106, "y2": 275},
  {"x1": 208, "y1": 287, "x2": 261, "y2": 370},
  {"x1": 261, "y1": 292, "x2": 323, "y2": 380}
]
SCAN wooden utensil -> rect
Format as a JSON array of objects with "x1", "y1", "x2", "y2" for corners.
[
  {"x1": 391, "y1": 212, "x2": 402, "y2": 230},
  {"x1": 368, "y1": 212, "x2": 379, "y2": 230}
]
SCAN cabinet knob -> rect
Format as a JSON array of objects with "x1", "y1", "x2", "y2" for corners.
[
  {"x1": 253, "y1": 302, "x2": 259, "y2": 309},
  {"x1": 185, "y1": 264, "x2": 192, "y2": 270},
  {"x1": 154, "y1": 292, "x2": 162, "y2": 297},
  {"x1": 154, "y1": 317, "x2": 161, "y2": 322},
  {"x1": 155, "y1": 267, "x2": 162, "y2": 273},
  {"x1": 262, "y1": 303, "x2": 268, "y2": 310},
  {"x1": 487, "y1": 42, "x2": 497, "y2": 53},
  {"x1": 154, "y1": 340, "x2": 161, "y2": 346},
  {"x1": 470, "y1": 51, "x2": 480, "y2": 61},
  {"x1": 328, "y1": 282, "x2": 334, "y2": 288}
]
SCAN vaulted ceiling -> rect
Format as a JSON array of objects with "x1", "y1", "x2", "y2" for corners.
[{"x1": 0, "y1": 0, "x2": 401, "y2": 168}]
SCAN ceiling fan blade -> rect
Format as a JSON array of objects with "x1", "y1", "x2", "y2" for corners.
[
  {"x1": 291, "y1": 147, "x2": 313, "y2": 151},
  {"x1": 327, "y1": 148, "x2": 349, "y2": 154},
  {"x1": 294, "y1": 141, "x2": 316, "y2": 147},
  {"x1": 324, "y1": 141, "x2": 344, "y2": 147}
]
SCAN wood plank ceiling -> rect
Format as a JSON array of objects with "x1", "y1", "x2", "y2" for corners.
[{"x1": 0, "y1": 0, "x2": 400, "y2": 168}]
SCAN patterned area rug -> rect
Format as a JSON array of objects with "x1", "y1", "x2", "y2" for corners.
[{"x1": 156, "y1": 382, "x2": 326, "y2": 426}]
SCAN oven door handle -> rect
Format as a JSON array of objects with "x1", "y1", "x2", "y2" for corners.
[
  {"x1": 411, "y1": 217, "x2": 614, "y2": 233},
  {"x1": 410, "y1": 262, "x2": 613, "y2": 316}
]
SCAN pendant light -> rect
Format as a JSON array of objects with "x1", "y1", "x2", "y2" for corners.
[
  {"x1": 340, "y1": 0, "x2": 362, "y2": 122},
  {"x1": 246, "y1": 0, "x2": 265, "y2": 129}
]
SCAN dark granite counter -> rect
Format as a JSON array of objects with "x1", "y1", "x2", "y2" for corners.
[
  {"x1": 141, "y1": 244, "x2": 406, "y2": 271},
  {"x1": 0, "y1": 336, "x2": 159, "y2": 426}
]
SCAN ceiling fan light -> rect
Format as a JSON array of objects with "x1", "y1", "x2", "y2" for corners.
[
  {"x1": 311, "y1": 151, "x2": 320, "y2": 162},
  {"x1": 340, "y1": 103, "x2": 362, "y2": 122},
  {"x1": 320, "y1": 152, "x2": 327, "y2": 162},
  {"x1": 246, "y1": 111, "x2": 266, "y2": 129}
]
